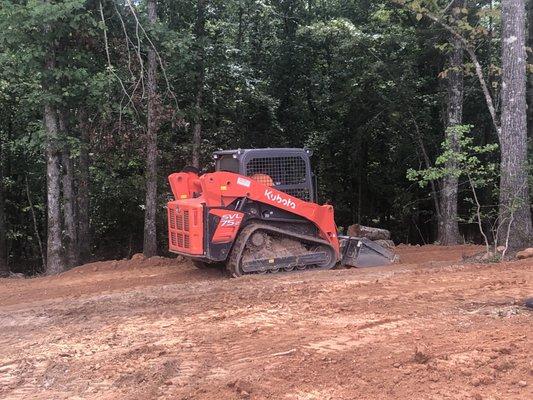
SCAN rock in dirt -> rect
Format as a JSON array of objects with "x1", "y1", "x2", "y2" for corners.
[
  {"x1": 481, "y1": 252, "x2": 498, "y2": 261},
  {"x1": 412, "y1": 347, "x2": 430, "y2": 364},
  {"x1": 131, "y1": 253, "x2": 145, "y2": 261},
  {"x1": 516, "y1": 248, "x2": 533, "y2": 260},
  {"x1": 463, "y1": 251, "x2": 500, "y2": 263},
  {"x1": 525, "y1": 298, "x2": 533, "y2": 309}
]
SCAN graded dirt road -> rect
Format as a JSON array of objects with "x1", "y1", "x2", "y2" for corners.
[{"x1": 0, "y1": 245, "x2": 531, "y2": 400}]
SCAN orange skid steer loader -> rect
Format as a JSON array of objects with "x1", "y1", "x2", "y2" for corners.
[{"x1": 167, "y1": 148, "x2": 395, "y2": 277}]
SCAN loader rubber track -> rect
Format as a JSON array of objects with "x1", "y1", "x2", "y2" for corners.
[{"x1": 226, "y1": 222, "x2": 337, "y2": 277}]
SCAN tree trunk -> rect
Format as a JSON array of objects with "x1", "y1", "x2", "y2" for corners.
[
  {"x1": 527, "y1": 0, "x2": 533, "y2": 138},
  {"x1": 499, "y1": 0, "x2": 533, "y2": 249},
  {"x1": 191, "y1": 0, "x2": 206, "y2": 168},
  {"x1": 77, "y1": 110, "x2": 91, "y2": 263},
  {"x1": 42, "y1": 19, "x2": 64, "y2": 275},
  {"x1": 0, "y1": 139, "x2": 8, "y2": 277},
  {"x1": 143, "y1": 0, "x2": 159, "y2": 258},
  {"x1": 59, "y1": 111, "x2": 79, "y2": 267},
  {"x1": 44, "y1": 102, "x2": 64, "y2": 275},
  {"x1": 438, "y1": 1, "x2": 464, "y2": 246}
]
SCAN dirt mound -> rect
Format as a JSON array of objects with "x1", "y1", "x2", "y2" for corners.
[
  {"x1": 61, "y1": 255, "x2": 184, "y2": 277},
  {"x1": 0, "y1": 255, "x2": 223, "y2": 308}
]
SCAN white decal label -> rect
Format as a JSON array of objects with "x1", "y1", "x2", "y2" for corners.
[
  {"x1": 264, "y1": 189, "x2": 296, "y2": 209},
  {"x1": 237, "y1": 177, "x2": 251, "y2": 187},
  {"x1": 220, "y1": 213, "x2": 243, "y2": 226}
]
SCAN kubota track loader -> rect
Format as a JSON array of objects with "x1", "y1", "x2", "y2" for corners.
[{"x1": 167, "y1": 148, "x2": 395, "y2": 277}]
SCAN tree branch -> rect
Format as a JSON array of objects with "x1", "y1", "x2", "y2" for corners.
[
  {"x1": 125, "y1": 0, "x2": 178, "y2": 109},
  {"x1": 467, "y1": 173, "x2": 490, "y2": 255},
  {"x1": 397, "y1": 2, "x2": 501, "y2": 138},
  {"x1": 409, "y1": 109, "x2": 441, "y2": 218},
  {"x1": 25, "y1": 174, "x2": 45, "y2": 271},
  {"x1": 98, "y1": 1, "x2": 138, "y2": 115}
]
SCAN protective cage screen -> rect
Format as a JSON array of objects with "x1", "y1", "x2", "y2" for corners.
[{"x1": 245, "y1": 156, "x2": 311, "y2": 201}]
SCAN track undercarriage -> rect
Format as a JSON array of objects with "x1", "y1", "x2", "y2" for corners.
[{"x1": 226, "y1": 223, "x2": 336, "y2": 277}]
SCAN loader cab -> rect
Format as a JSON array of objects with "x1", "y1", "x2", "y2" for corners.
[{"x1": 213, "y1": 148, "x2": 317, "y2": 203}]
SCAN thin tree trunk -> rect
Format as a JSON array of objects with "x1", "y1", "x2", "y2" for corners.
[
  {"x1": 191, "y1": 0, "x2": 206, "y2": 168},
  {"x1": 143, "y1": 0, "x2": 159, "y2": 258},
  {"x1": 236, "y1": 3, "x2": 244, "y2": 51},
  {"x1": 467, "y1": 174, "x2": 490, "y2": 255},
  {"x1": 77, "y1": 109, "x2": 91, "y2": 263},
  {"x1": 409, "y1": 110, "x2": 441, "y2": 223},
  {"x1": 59, "y1": 111, "x2": 79, "y2": 267},
  {"x1": 25, "y1": 175, "x2": 45, "y2": 271},
  {"x1": 499, "y1": 0, "x2": 533, "y2": 249},
  {"x1": 0, "y1": 139, "x2": 8, "y2": 277},
  {"x1": 438, "y1": 1, "x2": 463, "y2": 246}
]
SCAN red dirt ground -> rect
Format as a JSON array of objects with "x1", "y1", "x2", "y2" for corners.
[{"x1": 0, "y1": 245, "x2": 531, "y2": 399}]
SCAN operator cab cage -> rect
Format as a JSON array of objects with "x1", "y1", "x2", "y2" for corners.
[{"x1": 213, "y1": 148, "x2": 317, "y2": 203}]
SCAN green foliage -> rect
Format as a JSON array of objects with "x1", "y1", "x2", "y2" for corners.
[
  {"x1": 407, "y1": 124, "x2": 498, "y2": 189},
  {"x1": 407, "y1": 124, "x2": 500, "y2": 247},
  {"x1": 0, "y1": 0, "x2": 509, "y2": 273}
]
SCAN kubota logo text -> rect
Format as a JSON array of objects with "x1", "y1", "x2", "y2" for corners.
[{"x1": 264, "y1": 189, "x2": 296, "y2": 209}]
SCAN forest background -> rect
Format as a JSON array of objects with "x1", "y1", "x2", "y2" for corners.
[{"x1": 0, "y1": 0, "x2": 531, "y2": 275}]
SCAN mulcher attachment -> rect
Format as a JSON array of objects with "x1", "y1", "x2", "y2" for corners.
[{"x1": 339, "y1": 236, "x2": 396, "y2": 268}]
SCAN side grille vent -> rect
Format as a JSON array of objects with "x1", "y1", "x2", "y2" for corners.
[
  {"x1": 169, "y1": 206, "x2": 191, "y2": 249},
  {"x1": 169, "y1": 209, "x2": 176, "y2": 229}
]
